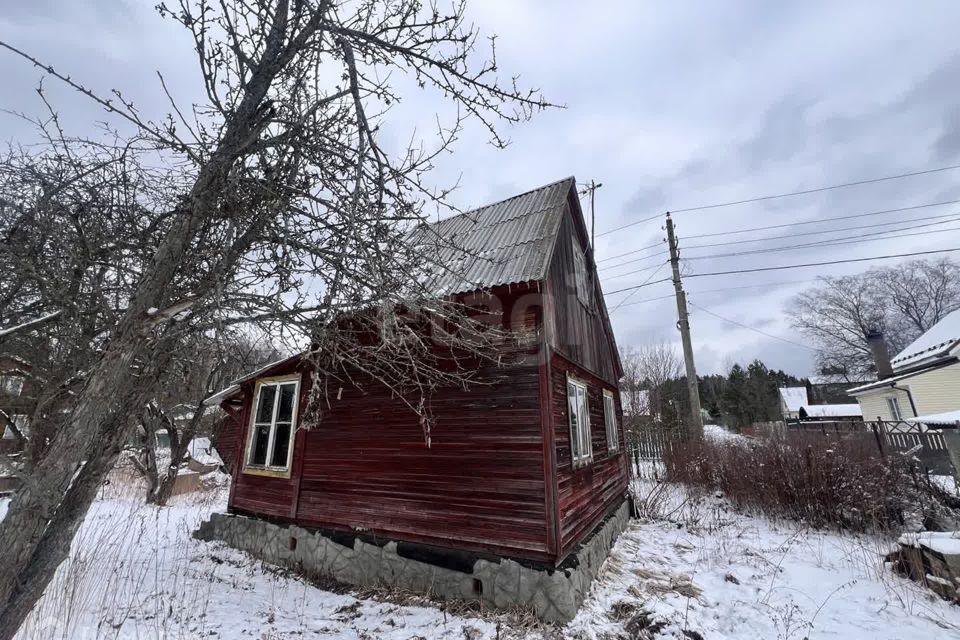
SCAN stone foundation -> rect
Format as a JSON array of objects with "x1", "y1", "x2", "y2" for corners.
[{"x1": 194, "y1": 498, "x2": 630, "y2": 622}]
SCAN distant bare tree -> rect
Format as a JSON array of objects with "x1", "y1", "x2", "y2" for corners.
[
  {"x1": 0, "y1": 1, "x2": 553, "y2": 635},
  {"x1": 875, "y1": 258, "x2": 960, "y2": 338},
  {"x1": 788, "y1": 258, "x2": 960, "y2": 375},
  {"x1": 619, "y1": 343, "x2": 683, "y2": 437},
  {"x1": 129, "y1": 332, "x2": 277, "y2": 506}
]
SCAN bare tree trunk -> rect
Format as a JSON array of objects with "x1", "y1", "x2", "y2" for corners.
[
  {"x1": 0, "y1": 334, "x2": 151, "y2": 637},
  {"x1": 141, "y1": 402, "x2": 199, "y2": 507}
]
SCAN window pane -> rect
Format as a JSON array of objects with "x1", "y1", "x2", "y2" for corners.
[
  {"x1": 271, "y1": 422, "x2": 292, "y2": 467},
  {"x1": 277, "y1": 383, "x2": 297, "y2": 422},
  {"x1": 579, "y1": 387, "x2": 591, "y2": 457},
  {"x1": 250, "y1": 424, "x2": 270, "y2": 465},
  {"x1": 567, "y1": 382, "x2": 580, "y2": 459},
  {"x1": 255, "y1": 385, "x2": 277, "y2": 423}
]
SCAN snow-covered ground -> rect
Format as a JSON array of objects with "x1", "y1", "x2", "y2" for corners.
[
  {"x1": 2, "y1": 475, "x2": 959, "y2": 639},
  {"x1": 572, "y1": 482, "x2": 960, "y2": 639}
]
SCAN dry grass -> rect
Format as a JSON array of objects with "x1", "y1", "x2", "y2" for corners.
[{"x1": 662, "y1": 434, "x2": 958, "y2": 535}]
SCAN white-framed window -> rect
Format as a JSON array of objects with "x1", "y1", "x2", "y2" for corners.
[
  {"x1": 567, "y1": 377, "x2": 592, "y2": 465},
  {"x1": 572, "y1": 238, "x2": 591, "y2": 308},
  {"x1": 0, "y1": 376, "x2": 23, "y2": 396},
  {"x1": 244, "y1": 375, "x2": 301, "y2": 476},
  {"x1": 886, "y1": 396, "x2": 903, "y2": 421},
  {"x1": 603, "y1": 390, "x2": 619, "y2": 452}
]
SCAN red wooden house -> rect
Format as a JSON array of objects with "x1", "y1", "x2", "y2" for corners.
[{"x1": 209, "y1": 177, "x2": 627, "y2": 571}]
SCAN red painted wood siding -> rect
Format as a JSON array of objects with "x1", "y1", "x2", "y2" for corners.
[
  {"x1": 296, "y1": 344, "x2": 548, "y2": 559},
  {"x1": 225, "y1": 285, "x2": 556, "y2": 561},
  {"x1": 550, "y1": 352, "x2": 628, "y2": 557}
]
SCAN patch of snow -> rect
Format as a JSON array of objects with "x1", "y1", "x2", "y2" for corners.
[
  {"x1": 800, "y1": 403, "x2": 862, "y2": 417},
  {"x1": 907, "y1": 410, "x2": 960, "y2": 426},
  {"x1": 779, "y1": 386, "x2": 807, "y2": 412},
  {"x1": 703, "y1": 424, "x2": 747, "y2": 444},
  {"x1": 892, "y1": 308, "x2": 960, "y2": 369},
  {"x1": 898, "y1": 530, "x2": 960, "y2": 556},
  {"x1": 187, "y1": 437, "x2": 223, "y2": 466},
  {"x1": 0, "y1": 497, "x2": 8, "y2": 522},
  {"x1": 573, "y1": 482, "x2": 960, "y2": 639},
  {"x1": 931, "y1": 475, "x2": 960, "y2": 496},
  {"x1": 11, "y1": 474, "x2": 960, "y2": 639},
  {"x1": 808, "y1": 373, "x2": 874, "y2": 385},
  {"x1": 145, "y1": 307, "x2": 159, "y2": 315},
  {"x1": 13, "y1": 483, "x2": 509, "y2": 639}
]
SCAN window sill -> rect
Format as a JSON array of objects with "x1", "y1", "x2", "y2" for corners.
[
  {"x1": 241, "y1": 466, "x2": 292, "y2": 479},
  {"x1": 571, "y1": 457, "x2": 594, "y2": 469}
]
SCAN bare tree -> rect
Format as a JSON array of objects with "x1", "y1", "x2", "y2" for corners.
[
  {"x1": 788, "y1": 258, "x2": 960, "y2": 375},
  {"x1": 128, "y1": 332, "x2": 276, "y2": 505},
  {"x1": 619, "y1": 342, "x2": 684, "y2": 437},
  {"x1": 0, "y1": 1, "x2": 552, "y2": 635},
  {"x1": 875, "y1": 258, "x2": 960, "y2": 338}
]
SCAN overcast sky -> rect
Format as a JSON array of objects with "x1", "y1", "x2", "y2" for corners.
[{"x1": 3, "y1": 1, "x2": 960, "y2": 376}]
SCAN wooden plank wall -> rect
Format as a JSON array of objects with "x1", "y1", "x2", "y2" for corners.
[
  {"x1": 550, "y1": 352, "x2": 628, "y2": 557},
  {"x1": 545, "y1": 206, "x2": 620, "y2": 385},
  {"x1": 225, "y1": 285, "x2": 555, "y2": 561}
]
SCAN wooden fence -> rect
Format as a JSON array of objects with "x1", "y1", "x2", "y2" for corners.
[
  {"x1": 629, "y1": 429, "x2": 676, "y2": 461},
  {"x1": 786, "y1": 419, "x2": 956, "y2": 476}
]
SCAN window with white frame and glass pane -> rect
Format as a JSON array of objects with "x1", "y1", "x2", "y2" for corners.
[
  {"x1": 886, "y1": 396, "x2": 903, "y2": 421},
  {"x1": 245, "y1": 376, "x2": 300, "y2": 474},
  {"x1": 567, "y1": 377, "x2": 592, "y2": 465},
  {"x1": 603, "y1": 390, "x2": 618, "y2": 452}
]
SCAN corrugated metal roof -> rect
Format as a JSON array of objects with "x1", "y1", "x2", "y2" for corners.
[{"x1": 412, "y1": 177, "x2": 574, "y2": 295}]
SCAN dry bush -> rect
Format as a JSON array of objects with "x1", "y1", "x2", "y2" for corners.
[{"x1": 663, "y1": 433, "x2": 957, "y2": 534}]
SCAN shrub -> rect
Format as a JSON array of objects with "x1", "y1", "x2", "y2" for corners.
[{"x1": 662, "y1": 433, "x2": 957, "y2": 533}]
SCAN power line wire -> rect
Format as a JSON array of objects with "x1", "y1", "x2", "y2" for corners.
[
  {"x1": 684, "y1": 198, "x2": 960, "y2": 240},
  {"x1": 689, "y1": 302, "x2": 818, "y2": 352},
  {"x1": 611, "y1": 261, "x2": 670, "y2": 311},
  {"x1": 684, "y1": 219, "x2": 960, "y2": 261},
  {"x1": 604, "y1": 259, "x2": 670, "y2": 281},
  {"x1": 603, "y1": 277, "x2": 673, "y2": 296},
  {"x1": 608, "y1": 293, "x2": 676, "y2": 311},
  {"x1": 683, "y1": 247, "x2": 960, "y2": 279},
  {"x1": 670, "y1": 164, "x2": 960, "y2": 214},
  {"x1": 608, "y1": 279, "x2": 819, "y2": 311},
  {"x1": 603, "y1": 211, "x2": 960, "y2": 272},
  {"x1": 683, "y1": 210, "x2": 960, "y2": 250},
  {"x1": 594, "y1": 164, "x2": 960, "y2": 237},
  {"x1": 600, "y1": 251, "x2": 667, "y2": 274},
  {"x1": 596, "y1": 240, "x2": 664, "y2": 263}
]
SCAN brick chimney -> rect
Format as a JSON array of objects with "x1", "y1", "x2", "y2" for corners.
[{"x1": 865, "y1": 329, "x2": 894, "y2": 380}]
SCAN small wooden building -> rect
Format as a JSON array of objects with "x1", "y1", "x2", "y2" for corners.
[{"x1": 211, "y1": 177, "x2": 627, "y2": 567}]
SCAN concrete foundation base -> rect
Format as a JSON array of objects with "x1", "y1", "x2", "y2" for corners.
[{"x1": 194, "y1": 498, "x2": 630, "y2": 622}]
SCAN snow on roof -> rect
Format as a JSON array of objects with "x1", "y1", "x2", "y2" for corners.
[
  {"x1": 779, "y1": 387, "x2": 808, "y2": 412},
  {"x1": 906, "y1": 410, "x2": 960, "y2": 426},
  {"x1": 808, "y1": 373, "x2": 873, "y2": 385},
  {"x1": 898, "y1": 530, "x2": 960, "y2": 556},
  {"x1": 892, "y1": 308, "x2": 960, "y2": 371},
  {"x1": 202, "y1": 354, "x2": 302, "y2": 407},
  {"x1": 800, "y1": 404, "x2": 862, "y2": 418},
  {"x1": 188, "y1": 437, "x2": 223, "y2": 466}
]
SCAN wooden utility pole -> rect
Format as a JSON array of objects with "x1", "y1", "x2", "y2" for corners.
[{"x1": 665, "y1": 212, "x2": 704, "y2": 438}]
